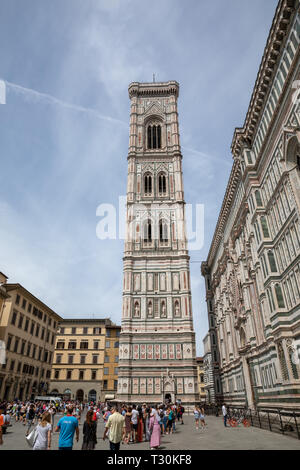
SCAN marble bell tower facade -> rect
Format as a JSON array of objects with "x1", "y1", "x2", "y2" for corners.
[{"x1": 117, "y1": 81, "x2": 199, "y2": 405}]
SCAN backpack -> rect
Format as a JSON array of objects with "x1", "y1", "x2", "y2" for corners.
[{"x1": 181, "y1": 406, "x2": 185, "y2": 413}]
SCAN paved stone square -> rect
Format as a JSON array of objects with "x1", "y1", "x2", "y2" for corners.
[{"x1": 1, "y1": 412, "x2": 300, "y2": 450}]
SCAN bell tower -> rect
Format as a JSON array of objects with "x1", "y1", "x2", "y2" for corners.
[{"x1": 117, "y1": 81, "x2": 198, "y2": 405}]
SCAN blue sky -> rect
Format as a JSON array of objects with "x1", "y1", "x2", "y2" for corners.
[{"x1": 0, "y1": 0, "x2": 278, "y2": 355}]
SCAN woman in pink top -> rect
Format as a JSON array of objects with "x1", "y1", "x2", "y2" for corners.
[{"x1": 149, "y1": 407, "x2": 161, "y2": 450}]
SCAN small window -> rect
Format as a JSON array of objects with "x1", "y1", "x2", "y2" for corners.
[
  {"x1": 93, "y1": 327, "x2": 101, "y2": 335},
  {"x1": 255, "y1": 190, "x2": 263, "y2": 207},
  {"x1": 275, "y1": 284, "x2": 285, "y2": 308},
  {"x1": 261, "y1": 216, "x2": 270, "y2": 238},
  {"x1": 104, "y1": 368, "x2": 109, "y2": 375},
  {"x1": 11, "y1": 311, "x2": 17, "y2": 325},
  {"x1": 268, "y1": 250, "x2": 277, "y2": 273},
  {"x1": 92, "y1": 355, "x2": 98, "y2": 364},
  {"x1": 16, "y1": 294, "x2": 20, "y2": 305}
]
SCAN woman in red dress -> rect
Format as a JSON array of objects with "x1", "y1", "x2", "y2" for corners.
[{"x1": 137, "y1": 406, "x2": 144, "y2": 442}]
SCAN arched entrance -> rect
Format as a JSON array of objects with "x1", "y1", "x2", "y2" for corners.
[
  {"x1": 76, "y1": 389, "x2": 84, "y2": 402},
  {"x1": 88, "y1": 389, "x2": 97, "y2": 403}
]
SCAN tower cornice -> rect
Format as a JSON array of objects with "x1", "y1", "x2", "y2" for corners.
[{"x1": 128, "y1": 81, "x2": 180, "y2": 99}]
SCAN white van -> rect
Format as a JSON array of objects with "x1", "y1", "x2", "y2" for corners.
[{"x1": 34, "y1": 396, "x2": 62, "y2": 405}]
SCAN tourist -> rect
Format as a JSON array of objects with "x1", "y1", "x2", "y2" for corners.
[
  {"x1": 194, "y1": 405, "x2": 200, "y2": 430},
  {"x1": 82, "y1": 410, "x2": 97, "y2": 450},
  {"x1": 166, "y1": 406, "x2": 173, "y2": 434},
  {"x1": 177, "y1": 404, "x2": 184, "y2": 424},
  {"x1": 103, "y1": 405, "x2": 126, "y2": 451},
  {"x1": 199, "y1": 406, "x2": 206, "y2": 430},
  {"x1": 55, "y1": 406, "x2": 79, "y2": 450},
  {"x1": 26, "y1": 404, "x2": 36, "y2": 436},
  {"x1": 137, "y1": 406, "x2": 144, "y2": 442},
  {"x1": 222, "y1": 403, "x2": 228, "y2": 427},
  {"x1": 0, "y1": 408, "x2": 4, "y2": 445},
  {"x1": 33, "y1": 412, "x2": 52, "y2": 450},
  {"x1": 124, "y1": 406, "x2": 132, "y2": 444},
  {"x1": 131, "y1": 404, "x2": 139, "y2": 442},
  {"x1": 144, "y1": 407, "x2": 151, "y2": 442},
  {"x1": 149, "y1": 406, "x2": 161, "y2": 450}
]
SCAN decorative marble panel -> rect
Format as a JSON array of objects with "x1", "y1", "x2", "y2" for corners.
[
  {"x1": 162, "y1": 344, "x2": 168, "y2": 360},
  {"x1": 140, "y1": 378, "x2": 146, "y2": 394},
  {"x1": 155, "y1": 377, "x2": 161, "y2": 393},
  {"x1": 147, "y1": 378, "x2": 153, "y2": 394},
  {"x1": 175, "y1": 344, "x2": 182, "y2": 359},
  {"x1": 155, "y1": 344, "x2": 160, "y2": 360},
  {"x1": 169, "y1": 344, "x2": 175, "y2": 360},
  {"x1": 132, "y1": 378, "x2": 139, "y2": 394},
  {"x1": 133, "y1": 344, "x2": 139, "y2": 360},
  {"x1": 147, "y1": 344, "x2": 153, "y2": 360},
  {"x1": 140, "y1": 344, "x2": 146, "y2": 360}
]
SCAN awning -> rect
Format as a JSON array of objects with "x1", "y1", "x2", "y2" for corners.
[{"x1": 105, "y1": 394, "x2": 115, "y2": 400}]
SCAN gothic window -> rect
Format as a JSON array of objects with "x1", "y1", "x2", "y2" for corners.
[
  {"x1": 239, "y1": 328, "x2": 246, "y2": 348},
  {"x1": 159, "y1": 219, "x2": 168, "y2": 243},
  {"x1": 158, "y1": 173, "x2": 167, "y2": 194},
  {"x1": 143, "y1": 219, "x2": 152, "y2": 243},
  {"x1": 260, "y1": 216, "x2": 270, "y2": 238},
  {"x1": 147, "y1": 124, "x2": 162, "y2": 149},
  {"x1": 275, "y1": 283, "x2": 285, "y2": 308},
  {"x1": 255, "y1": 190, "x2": 263, "y2": 207},
  {"x1": 144, "y1": 173, "x2": 152, "y2": 195},
  {"x1": 267, "y1": 250, "x2": 277, "y2": 273}
]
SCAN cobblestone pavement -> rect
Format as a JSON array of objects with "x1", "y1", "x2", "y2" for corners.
[{"x1": 2, "y1": 413, "x2": 300, "y2": 450}]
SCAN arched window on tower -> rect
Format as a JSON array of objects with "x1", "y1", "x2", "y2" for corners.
[
  {"x1": 144, "y1": 219, "x2": 152, "y2": 244},
  {"x1": 159, "y1": 219, "x2": 168, "y2": 244},
  {"x1": 144, "y1": 173, "x2": 152, "y2": 195},
  {"x1": 158, "y1": 173, "x2": 167, "y2": 194},
  {"x1": 147, "y1": 124, "x2": 162, "y2": 149}
]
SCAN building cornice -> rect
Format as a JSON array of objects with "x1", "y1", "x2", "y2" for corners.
[
  {"x1": 4, "y1": 283, "x2": 62, "y2": 321},
  {"x1": 206, "y1": 159, "x2": 241, "y2": 267},
  {"x1": 231, "y1": 0, "x2": 297, "y2": 158}
]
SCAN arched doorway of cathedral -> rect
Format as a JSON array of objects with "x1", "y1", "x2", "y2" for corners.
[
  {"x1": 76, "y1": 389, "x2": 84, "y2": 402},
  {"x1": 88, "y1": 389, "x2": 97, "y2": 403}
]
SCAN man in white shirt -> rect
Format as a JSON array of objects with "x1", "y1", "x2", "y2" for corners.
[{"x1": 222, "y1": 404, "x2": 228, "y2": 427}]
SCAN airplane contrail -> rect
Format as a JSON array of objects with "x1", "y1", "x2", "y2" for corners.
[{"x1": 3, "y1": 79, "x2": 128, "y2": 127}]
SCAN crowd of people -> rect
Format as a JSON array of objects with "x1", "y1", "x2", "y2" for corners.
[{"x1": 0, "y1": 399, "x2": 208, "y2": 450}]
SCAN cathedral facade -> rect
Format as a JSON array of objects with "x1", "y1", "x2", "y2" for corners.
[
  {"x1": 117, "y1": 81, "x2": 198, "y2": 405},
  {"x1": 202, "y1": 0, "x2": 300, "y2": 410}
]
